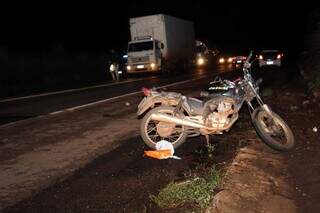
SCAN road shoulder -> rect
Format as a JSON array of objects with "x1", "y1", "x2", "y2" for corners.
[{"x1": 206, "y1": 136, "x2": 297, "y2": 213}]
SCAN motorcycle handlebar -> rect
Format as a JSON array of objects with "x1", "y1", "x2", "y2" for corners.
[
  {"x1": 243, "y1": 51, "x2": 254, "y2": 70},
  {"x1": 246, "y1": 51, "x2": 253, "y2": 63}
]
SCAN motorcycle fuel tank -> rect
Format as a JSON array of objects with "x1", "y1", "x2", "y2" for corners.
[{"x1": 203, "y1": 80, "x2": 237, "y2": 97}]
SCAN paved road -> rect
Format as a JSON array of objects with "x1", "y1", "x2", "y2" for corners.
[{"x1": 0, "y1": 65, "x2": 238, "y2": 126}]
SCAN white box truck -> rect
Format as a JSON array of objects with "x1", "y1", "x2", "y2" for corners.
[{"x1": 126, "y1": 14, "x2": 195, "y2": 73}]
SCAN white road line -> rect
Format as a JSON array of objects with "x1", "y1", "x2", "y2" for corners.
[
  {"x1": 0, "y1": 77, "x2": 157, "y2": 103},
  {"x1": 66, "y1": 92, "x2": 142, "y2": 111},
  {"x1": 0, "y1": 75, "x2": 209, "y2": 128},
  {"x1": 49, "y1": 110, "x2": 64, "y2": 115},
  {"x1": 64, "y1": 75, "x2": 207, "y2": 112}
]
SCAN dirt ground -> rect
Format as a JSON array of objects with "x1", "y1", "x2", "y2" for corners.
[
  {"x1": 262, "y1": 73, "x2": 320, "y2": 212},
  {"x1": 1, "y1": 68, "x2": 320, "y2": 212},
  {"x1": 283, "y1": 88, "x2": 320, "y2": 213}
]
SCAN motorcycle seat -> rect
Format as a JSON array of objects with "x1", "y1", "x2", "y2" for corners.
[{"x1": 185, "y1": 97, "x2": 204, "y2": 115}]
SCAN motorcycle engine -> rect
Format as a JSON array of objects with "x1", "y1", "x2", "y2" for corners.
[{"x1": 203, "y1": 97, "x2": 236, "y2": 130}]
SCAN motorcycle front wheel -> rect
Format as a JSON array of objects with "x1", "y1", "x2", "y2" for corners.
[
  {"x1": 140, "y1": 106, "x2": 188, "y2": 149},
  {"x1": 252, "y1": 108, "x2": 295, "y2": 151}
]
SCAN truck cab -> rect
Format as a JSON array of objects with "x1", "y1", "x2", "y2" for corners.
[
  {"x1": 195, "y1": 40, "x2": 209, "y2": 66},
  {"x1": 126, "y1": 37, "x2": 163, "y2": 73}
]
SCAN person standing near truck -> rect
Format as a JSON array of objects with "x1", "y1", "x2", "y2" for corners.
[
  {"x1": 109, "y1": 61, "x2": 119, "y2": 81},
  {"x1": 108, "y1": 49, "x2": 120, "y2": 81}
]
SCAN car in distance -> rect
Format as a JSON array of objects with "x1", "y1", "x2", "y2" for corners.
[{"x1": 258, "y1": 50, "x2": 283, "y2": 67}]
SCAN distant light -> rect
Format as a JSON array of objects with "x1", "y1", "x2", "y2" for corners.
[
  {"x1": 126, "y1": 65, "x2": 131, "y2": 70},
  {"x1": 277, "y1": 54, "x2": 281, "y2": 59},
  {"x1": 219, "y1": 58, "x2": 225, "y2": 63},
  {"x1": 150, "y1": 63, "x2": 156, "y2": 69},
  {"x1": 197, "y1": 58, "x2": 205, "y2": 66},
  {"x1": 259, "y1": 55, "x2": 263, "y2": 60},
  {"x1": 123, "y1": 55, "x2": 128, "y2": 58},
  {"x1": 227, "y1": 57, "x2": 233, "y2": 63}
]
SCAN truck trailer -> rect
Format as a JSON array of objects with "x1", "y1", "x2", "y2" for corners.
[{"x1": 126, "y1": 14, "x2": 195, "y2": 73}]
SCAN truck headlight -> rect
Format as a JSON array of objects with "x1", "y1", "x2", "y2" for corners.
[
  {"x1": 197, "y1": 58, "x2": 204, "y2": 66},
  {"x1": 150, "y1": 63, "x2": 156, "y2": 69},
  {"x1": 126, "y1": 65, "x2": 131, "y2": 71}
]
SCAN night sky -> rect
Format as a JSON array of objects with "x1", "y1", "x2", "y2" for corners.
[{"x1": 13, "y1": 5, "x2": 311, "y2": 56}]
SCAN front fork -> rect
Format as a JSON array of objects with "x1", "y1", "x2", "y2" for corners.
[
  {"x1": 247, "y1": 94, "x2": 273, "y2": 119},
  {"x1": 246, "y1": 80, "x2": 273, "y2": 118},
  {"x1": 248, "y1": 98, "x2": 277, "y2": 135}
]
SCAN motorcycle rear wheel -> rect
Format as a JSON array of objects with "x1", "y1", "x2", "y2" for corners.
[
  {"x1": 252, "y1": 108, "x2": 295, "y2": 151},
  {"x1": 140, "y1": 106, "x2": 187, "y2": 149}
]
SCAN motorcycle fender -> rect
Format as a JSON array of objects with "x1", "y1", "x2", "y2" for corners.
[
  {"x1": 137, "y1": 97, "x2": 178, "y2": 116},
  {"x1": 137, "y1": 101, "x2": 156, "y2": 116},
  {"x1": 137, "y1": 96, "x2": 163, "y2": 116},
  {"x1": 251, "y1": 105, "x2": 272, "y2": 120},
  {"x1": 251, "y1": 107, "x2": 260, "y2": 119}
]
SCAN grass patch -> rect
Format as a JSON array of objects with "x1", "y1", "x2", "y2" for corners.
[
  {"x1": 206, "y1": 143, "x2": 216, "y2": 160},
  {"x1": 150, "y1": 166, "x2": 220, "y2": 210}
]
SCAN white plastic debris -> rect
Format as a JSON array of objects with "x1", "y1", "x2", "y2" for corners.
[
  {"x1": 156, "y1": 140, "x2": 174, "y2": 154},
  {"x1": 144, "y1": 140, "x2": 181, "y2": 160},
  {"x1": 312, "y1": 127, "x2": 318, "y2": 133},
  {"x1": 156, "y1": 140, "x2": 181, "y2": 160}
]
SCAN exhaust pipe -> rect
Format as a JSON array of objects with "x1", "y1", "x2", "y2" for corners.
[
  {"x1": 150, "y1": 113, "x2": 205, "y2": 129},
  {"x1": 151, "y1": 112, "x2": 239, "y2": 132}
]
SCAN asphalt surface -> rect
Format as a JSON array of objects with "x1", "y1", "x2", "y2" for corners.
[{"x1": 0, "y1": 64, "x2": 238, "y2": 126}]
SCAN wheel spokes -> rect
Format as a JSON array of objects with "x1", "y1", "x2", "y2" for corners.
[
  {"x1": 147, "y1": 126, "x2": 157, "y2": 134},
  {"x1": 147, "y1": 122, "x2": 183, "y2": 144}
]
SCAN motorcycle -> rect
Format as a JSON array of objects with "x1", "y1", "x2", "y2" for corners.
[{"x1": 137, "y1": 51, "x2": 295, "y2": 152}]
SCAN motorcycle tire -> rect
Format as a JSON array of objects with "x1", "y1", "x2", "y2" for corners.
[
  {"x1": 252, "y1": 108, "x2": 295, "y2": 152},
  {"x1": 140, "y1": 106, "x2": 188, "y2": 149}
]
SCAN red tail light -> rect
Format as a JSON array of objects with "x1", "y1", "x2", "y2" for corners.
[
  {"x1": 277, "y1": 54, "x2": 281, "y2": 59},
  {"x1": 142, "y1": 87, "x2": 151, "y2": 96},
  {"x1": 232, "y1": 77, "x2": 242, "y2": 83}
]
